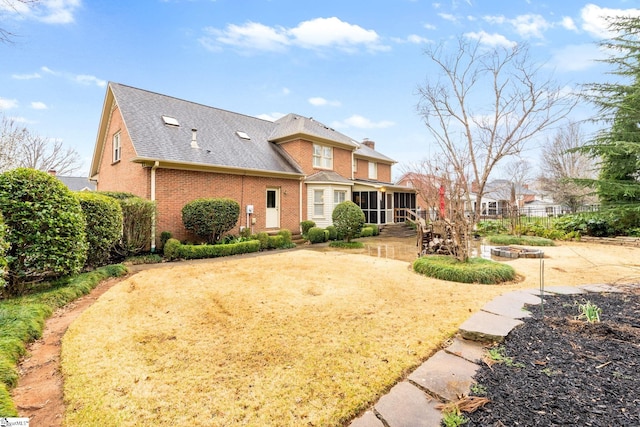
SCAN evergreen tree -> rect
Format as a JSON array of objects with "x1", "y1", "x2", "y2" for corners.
[{"x1": 581, "y1": 16, "x2": 640, "y2": 205}]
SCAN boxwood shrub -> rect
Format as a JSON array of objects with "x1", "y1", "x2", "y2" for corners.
[
  {"x1": 326, "y1": 225, "x2": 338, "y2": 240},
  {"x1": 360, "y1": 226, "x2": 374, "y2": 237},
  {"x1": 182, "y1": 198, "x2": 240, "y2": 244},
  {"x1": 307, "y1": 227, "x2": 326, "y2": 244},
  {"x1": 0, "y1": 168, "x2": 88, "y2": 295},
  {"x1": 300, "y1": 220, "x2": 316, "y2": 237},
  {"x1": 163, "y1": 238, "x2": 182, "y2": 261},
  {"x1": 175, "y1": 240, "x2": 260, "y2": 260},
  {"x1": 75, "y1": 192, "x2": 123, "y2": 268}
]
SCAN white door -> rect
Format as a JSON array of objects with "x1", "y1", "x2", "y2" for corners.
[
  {"x1": 266, "y1": 188, "x2": 280, "y2": 228},
  {"x1": 386, "y1": 193, "x2": 393, "y2": 224}
]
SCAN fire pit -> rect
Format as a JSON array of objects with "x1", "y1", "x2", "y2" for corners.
[{"x1": 491, "y1": 245, "x2": 544, "y2": 259}]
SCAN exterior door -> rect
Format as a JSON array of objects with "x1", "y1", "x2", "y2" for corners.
[
  {"x1": 266, "y1": 188, "x2": 280, "y2": 228},
  {"x1": 386, "y1": 193, "x2": 393, "y2": 224}
]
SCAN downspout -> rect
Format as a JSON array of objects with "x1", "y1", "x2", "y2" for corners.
[
  {"x1": 299, "y1": 177, "x2": 303, "y2": 234},
  {"x1": 150, "y1": 161, "x2": 159, "y2": 252}
]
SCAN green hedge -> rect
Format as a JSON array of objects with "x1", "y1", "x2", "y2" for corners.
[
  {"x1": 307, "y1": 227, "x2": 327, "y2": 244},
  {"x1": 413, "y1": 255, "x2": 515, "y2": 284},
  {"x1": 0, "y1": 213, "x2": 8, "y2": 290},
  {"x1": 174, "y1": 240, "x2": 260, "y2": 260},
  {"x1": 300, "y1": 220, "x2": 316, "y2": 236},
  {"x1": 182, "y1": 198, "x2": 240, "y2": 244},
  {"x1": 486, "y1": 235, "x2": 555, "y2": 246},
  {"x1": 0, "y1": 168, "x2": 88, "y2": 295},
  {"x1": 76, "y1": 192, "x2": 123, "y2": 268}
]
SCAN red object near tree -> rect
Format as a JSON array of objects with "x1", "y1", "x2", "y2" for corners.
[{"x1": 439, "y1": 185, "x2": 446, "y2": 218}]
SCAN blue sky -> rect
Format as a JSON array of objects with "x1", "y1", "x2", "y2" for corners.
[{"x1": 1, "y1": 0, "x2": 639, "y2": 178}]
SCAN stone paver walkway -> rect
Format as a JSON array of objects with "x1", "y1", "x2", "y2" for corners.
[{"x1": 348, "y1": 283, "x2": 623, "y2": 427}]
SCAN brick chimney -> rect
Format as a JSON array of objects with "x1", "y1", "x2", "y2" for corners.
[{"x1": 361, "y1": 138, "x2": 375, "y2": 149}]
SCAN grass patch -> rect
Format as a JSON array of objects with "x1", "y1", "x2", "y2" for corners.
[
  {"x1": 329, "y1": 241, "x2": 364, "y2": 249},
  {"x1": 61, "y1": 251, "x2": 527, "y2": 427},
  {"x1": 413, "y1": 255, "x2": 515, "y2": 284},
  {"x1": 485, "y1": 235, "x2": 555, "y2": 246},
  {"x1": 0, "y1": 264, "x2": 128, "y2": 416}
]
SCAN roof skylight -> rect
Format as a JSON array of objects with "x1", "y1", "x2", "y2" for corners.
[
  {"x1": 162, "y1": 115, "x2": 180, "y2": 127},
  {"x1": 236, "y1": 131, "x2": 251, "y2": 140}
]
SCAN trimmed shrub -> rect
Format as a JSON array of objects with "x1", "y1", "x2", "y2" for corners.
[
  {"x1": 360, "y1": 227, "x2": 374, "y2": 237},
  {"x1": 75, "y1": 192, "x2": 123, "y2": 268},
  {"x1": 366, "y1": 224, "x2": 380, "y2": 236},
  {"x1": 160, "y1": 231, "x2": 172, "y2": 250},
  {"x1": 256, "y1": 232, "x2": 269, "y2": 250},
  {"x1": 413, "y1": 255, "x2": 515, "y2": 284},
  {"x1": 163, "y1": 238, "x2": 182, "y2": 261},
  {"x1": 0, "y1": 168, "x2": 88, "y2": 295},
  {"x1": 182, "y1": 198, "x2": 240, "y2": 244},
  {"x1": 486, "y1": 235, "x2": 555, "y2": 246},
  {"x1": 326, "y1": 225, "x2": 338, "y2": 240},
  {"x1": 300, "y1": 220, "x2": 316, "y2": 237},
  {"x1": 332, "y1": 201, "x2": 365, "y2": 242},
  {"x1": 267, "y1": 235, "x2": 284, "y2": 249},
  {"x1": 307, "y1": 227, "x2": 327, "y2": 244},
  {"x1": 278, "y1": 229, "x2": 292, "y2": 246},
  {"x1": 108, "y1": 196, "x2": 156, "y2": 258},
  {"x1": 177, "y1": 240, "x2": 260, "y2": 260}
]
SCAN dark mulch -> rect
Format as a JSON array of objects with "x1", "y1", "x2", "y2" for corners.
[{"x1": 465, "y1": 285, "x2": 640, "y2": 427}]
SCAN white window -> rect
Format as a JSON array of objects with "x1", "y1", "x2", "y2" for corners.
[
  {"x1": 313, "y1": 190, "x2": 324, "y2": 216},
  {"x1": 113, "y1": 132, "x2": 121, "y2": 163},
  {"x1": 334, "y1": 190, "x2": 346, "y2": 204},
  {"x1": 368, "y1": 161, "x2": 377, "y2": 179},
  {"x1": 313, "y1": 144, "x2": 333, "y2": 169}
]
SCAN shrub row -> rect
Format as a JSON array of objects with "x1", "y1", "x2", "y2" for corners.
[
  {"x1": 303, "y1": 222, "x2": 379, "y2": 244},
  {"x1": 164, "y1": 239, "x2": 261, "y2": 260},
  {"x1": 413, "y1": 255, "x2": 515, "y2": 284}
]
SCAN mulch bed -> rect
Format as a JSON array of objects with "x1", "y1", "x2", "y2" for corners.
[{"x1": 465, "y1": 284, "x2": 640, "y2": 427}]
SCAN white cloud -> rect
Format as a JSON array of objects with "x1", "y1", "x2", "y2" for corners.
[
  {"x1": 406, "y1": 34, "x2": 431, "y2": 44},
  {"x1": 12, "y1": 72, "x2": 42, "y2": 80},
  {"x1": 581, "y1": 4, "x2": 640, "y2": 39},
  {"x1": 561, "y1": 17, "x2": 577, "y2": 32},
  {"x1": 332, "y1": 114, "x2": 395, "y2": 130},
  {"x1": 31, "y1": 101, "x2": 48, "y2": 110},
  {"x1": 423, "y1": 23, "x2": 436, "y2": 30},
  {"x1": 38, "y1": 66, "x2": 106, "y2": 87},
  {"x1": 75, "y1": 74, "x2": 107, "y2": 87},
  {"x1": 0, "y1": 98, "x2": 18, "y2": 110},
  {"x1": 282, "y1": 87, "x2": 291, "y2": 96},
  {"x1": 1, "y1": 0, "x2": 81, "y2": 24},
  {"x1": 200, "y1": 17, "x2": 387, "y2": 54},
  {"x1": 464, "y1": 31, "x2": 517, "y2": 48},
  {"x1": 483, "y1": 14, "x2": 550, "y2": 39},
  {"x1": 257, "y1": 112, "x2": 286, "y2": 121},
  {"x1": 308, "y1": 97, "x2": 341, "y2": 107},
  {"x1": 438, "y1": 13, "x2": 458, "y2": 23}
]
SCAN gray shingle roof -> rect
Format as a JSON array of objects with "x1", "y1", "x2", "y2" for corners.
[
  {"x1": 305, "y1": 170, "x2": 354, "y2": 184},
  {"x1": 57, "y1": 176, "x2": 96, "y2": 191},
  {"x1": 110, "y1": 83, "x2": 303, "y2": 175},
  {"x1": 270, "y1": 114, "x2": 358, "y2": 148},
  {"x1": 354, "y1": 142, "x2": 395, "y2": 163}
]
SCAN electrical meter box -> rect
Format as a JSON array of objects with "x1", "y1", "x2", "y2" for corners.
[{"x1": 246, "y1": 205, "x2": 254, "y2": 214}]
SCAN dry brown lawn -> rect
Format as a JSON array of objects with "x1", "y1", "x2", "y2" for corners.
[{"x1": 61, "y1": 242, "x2": 640, "y2": 426}]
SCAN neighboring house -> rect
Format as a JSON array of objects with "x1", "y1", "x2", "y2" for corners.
[
  {"x1": 48, "y1": 170, "x2": 97, "y2": 191},
  {"x1": 90, "y1": 83, "x2": 415, "y2": 247},
  {"x1": 469, "y1": 179, "x2": 536, "y2": 217}
]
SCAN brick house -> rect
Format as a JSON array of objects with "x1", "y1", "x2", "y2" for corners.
[{"x1": 89, "y1": 83, "x2": 415, "y2": 248}]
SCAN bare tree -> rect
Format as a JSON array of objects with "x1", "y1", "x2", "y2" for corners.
[
  {"x1": 1, "y1": 0, "x2": 38, "y2": 43},
  {"x1": 416, "y1": 37, "x2": 577, "y2": 228},
  {"x1": 539, "y1": 121, "x2": 598, "y2": 212},
  {"x1": 0, "y1": 114, "x2": 81, "y2": 175}
]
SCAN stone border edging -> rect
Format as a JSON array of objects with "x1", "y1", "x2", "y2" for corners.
[{"x1": 349, "y1": 283, "x2": 626, "y2": 427}]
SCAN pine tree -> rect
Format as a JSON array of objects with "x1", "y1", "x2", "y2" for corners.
[{"x1": 581, "y1": 16, "x2": 640, "y2": 205}]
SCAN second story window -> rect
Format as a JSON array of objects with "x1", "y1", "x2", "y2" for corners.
[
  {"x1": 368, "y1": 161, "x2": 377, "y2": 179},
  {"x1": 113, "y1": 132, "x2": 121, "y2": 163},
  {"x1": 313, "y1": 144, "x2": 333, "y2": 169}
]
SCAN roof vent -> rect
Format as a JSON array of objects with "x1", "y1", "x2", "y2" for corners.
[
  {"x1": 236, "y1": 131, "x2": 251, "y2": 140},
  {"x1": 191, "y1": 128, "x2": 199, "y2": 149},
  {"x1": 162, "y1": 115, "x2": 180, "y2": 127}
]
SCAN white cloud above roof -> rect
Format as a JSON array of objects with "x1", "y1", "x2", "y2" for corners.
[
  {"x1": 31, "y1": 101, "x2": 48, "y2": 110},
  {"x1": 200, "y1": 16, "x2": 387, "y2": 54},
  {"x1": 308, "y1": 97, "x2": 341, "y2": 107},
  {"x1": 464, "y1": 31, "x2": 516, "y2": 48},
  {"x1": 332, "y1": 114, "x2": 395, "y2": 130}
]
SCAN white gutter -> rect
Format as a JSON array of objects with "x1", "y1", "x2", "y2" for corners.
[
  {"x1": 299, "y1": 178, "x2": 303, "y2": 234},
  {"x1": 150, "y1": 161, "x2": 159, "y2": 252}
]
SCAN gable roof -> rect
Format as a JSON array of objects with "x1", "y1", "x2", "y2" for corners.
[
  {"x1": 57, "y1": 176, "x2": 97, "y2": 191},
  {"x1": 91, "y1": 83, "x2": 396, "y2": 178},
  {"x1": 353, "y1": 141, "x2": 396, "y2": 164}
]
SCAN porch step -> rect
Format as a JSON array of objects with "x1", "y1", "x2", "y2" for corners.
[{"x1": 378, "y1": 223, "x2": 416, "y2": 239}]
